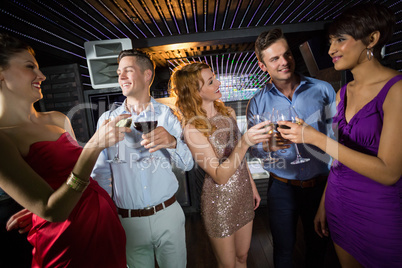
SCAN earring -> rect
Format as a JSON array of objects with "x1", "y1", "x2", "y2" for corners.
[{"x1": 366, "y1": 48, "x2": 373, "y2": 61}]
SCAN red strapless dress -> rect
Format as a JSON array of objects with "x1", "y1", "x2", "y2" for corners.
[{"x1": 23, "y1": 132, "x2": 126, "y2": 268}]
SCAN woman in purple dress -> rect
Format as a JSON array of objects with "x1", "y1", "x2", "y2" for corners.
[{"x1": 278, "y1": 3, "x2": 402, "y2": 268}]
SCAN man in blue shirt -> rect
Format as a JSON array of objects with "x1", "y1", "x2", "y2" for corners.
[
  {"x1": 247, "y1": 28, "x2": 336, "y2": 268},
  {"x1": 91, "y1": 49, "x2": 194, "y2": 268}
]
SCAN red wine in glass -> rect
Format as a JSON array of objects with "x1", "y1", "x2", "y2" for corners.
[
  {"x1": 133, "y1": 121, "x2": 158, "y2": 134},
  {"x1": 131, "y1": 102, "x2": 159, "y2": 163}
]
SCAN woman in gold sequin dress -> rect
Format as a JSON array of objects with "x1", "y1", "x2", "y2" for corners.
[{"x1": 171, "y1": 62, "x2": 270, "y2": 267}]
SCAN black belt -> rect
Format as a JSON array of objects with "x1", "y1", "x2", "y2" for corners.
[
  {"x1": 271, "y1": 173, "x2": 327, "y2": 188},
  {"x1": 117, "y1": 196, "x2": 176, "y2": 218}
]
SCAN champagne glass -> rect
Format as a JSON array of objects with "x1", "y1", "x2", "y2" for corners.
[
  {"x1": 288, "y1": 106, "x2": 310, "y2": 165},
  {"x1": 131, "y1": 102, "x2": 158, "y2": 163},
  {"x1": 253, "y1": 112, "x2": 278, "y2": 164},
  {"x1": 106, "y1": 102, "x2": 131, "y2": 164}
]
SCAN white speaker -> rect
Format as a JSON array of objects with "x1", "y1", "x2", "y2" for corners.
[{"x1": 84, "y1": 38, "x2": 132, "y2": 89}]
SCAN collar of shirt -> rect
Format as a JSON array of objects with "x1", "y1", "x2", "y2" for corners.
[
  {"x1": 266, "y1": 74, "x2": 309, "y2": 96},
  {"x1": 118, "y1": 97, "x2": 164, "y2": 117}
]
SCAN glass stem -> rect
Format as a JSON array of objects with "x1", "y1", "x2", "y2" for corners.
[
  {"x1": 294, "y1": 143, "x2": 301, "y2": 157},
  {"x1": 115, "y1": 143, "x2": 120, "y2": 159},
  {"x1": 268, "y1": 152, "x2": 273, "y2": 160}
]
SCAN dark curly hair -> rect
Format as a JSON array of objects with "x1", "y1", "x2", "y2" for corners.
[
  {"x1": 170, "y1": 62, "x2": 231, "y2": 136},
  {"x1": 328, "y1": 3, "x2": 396, "y2": 60},
  {"x1": 0, "y1": 32, "x2": 35, "y2": 69}
]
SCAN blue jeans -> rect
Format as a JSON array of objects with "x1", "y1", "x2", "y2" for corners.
[{"x1": 267, "y1": 178, "x2": 328, "y2": 268}]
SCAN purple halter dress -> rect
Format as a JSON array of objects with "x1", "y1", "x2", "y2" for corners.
[{"x1": 325, "y1": 75, "x2": 402, "y2": 267}]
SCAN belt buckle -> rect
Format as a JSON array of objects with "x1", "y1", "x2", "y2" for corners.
[
  {"x1": 300, "y1": 180, "x2": 305, "y2": 188},
  {"x1": 144, "y1": 206, "x2": 156, "y2": 216}
]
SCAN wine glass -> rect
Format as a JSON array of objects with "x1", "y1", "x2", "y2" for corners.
[
  {"x1": 106, "y1": 102, "x2": 131, "y2": 164},
  {"x1": 131, "y1": 102, "x2": 158, "y2": 163},
  {"x1": 273, "y1": 108, "x2": 290, "y2": 153},
  {"x1": 288, "y1": 106, "x2": 310, "y2": 165},
  {"x1": 253, "y1": 112, "x2": 278, "y2": 164}
]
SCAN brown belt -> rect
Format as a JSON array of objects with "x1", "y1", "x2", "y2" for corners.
[
  {"x1": 117, "y1": 196, "x2": 176, "y2": 218},
  {"x1": 270, "y1": 173, "x2": 327, "y2": 188}
]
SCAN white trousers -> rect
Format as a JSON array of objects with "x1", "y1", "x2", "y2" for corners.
[{"x1": 120, "y1": 201, "x2": 186, "y2": 268}]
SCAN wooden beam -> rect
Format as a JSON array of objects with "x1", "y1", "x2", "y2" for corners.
[{"x1": 134, "y1": 21, "x2": 330, "y2": 51}]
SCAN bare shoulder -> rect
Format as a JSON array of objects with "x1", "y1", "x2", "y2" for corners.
[
  {"x1": 383, "y1": 73, "x2": 402, "y2": 109},
  {"x1": 184, "y1": 123, "x2": 195, "y2": 131},
  {"x1": 42, "y1": 111, "x2": 72, "y2": 129},
  {"x1": 184, "y1": 123, "x2": 201, "y2": 136},
  {"x1": 386, "y1": 72, "x2": 402, "y2": 95},
  {"x1": 386, "y1": 77, "x2": 402, "y2": 98},
  {"x1": 43, "y1": 111, "x2": 69, "y2": 126}
]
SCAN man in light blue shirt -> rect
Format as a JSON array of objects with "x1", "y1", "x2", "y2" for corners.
[
  {"x1": 91, "y1": 49, "x2": 194, "y2": 268},
  {"x1": 247, "y1": 28, "x2": 336, "y2": 268}
]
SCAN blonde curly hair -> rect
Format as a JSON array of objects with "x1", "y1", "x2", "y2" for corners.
[{"x1": 170, "y1": 62, "x2": 231, "y2": 136}]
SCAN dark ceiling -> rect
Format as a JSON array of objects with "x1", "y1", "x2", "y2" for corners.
[{"x1": 1, "y1": 0, "x2": 401, "y2": 89}]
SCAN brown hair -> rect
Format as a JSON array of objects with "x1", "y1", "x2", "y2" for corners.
[
  {"x1": 328, "y1": 3, "x2": 395, "y2": 59},
  {"x1": 254, "y1": 28, "x2": 285, "y2": 64},
  {"x1": 170, "y1": 62, "x2": 231, "y2": 136},
  {"x1": 117, "y1": 49, "x2": 155, "y2": 84},
  {"x1": 0, "y1": 32, "x2": 35, "y2": 69}
]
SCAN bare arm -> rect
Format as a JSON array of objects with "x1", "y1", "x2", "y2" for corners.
[
  {"x1": 0, "y1": 114, "x2": 131, "y2": 222},
  {"x1": 184, "y1": 112, "x2": 271, "y2": 185},
  {"x1": 314, "y1": 183, "x2": 328, "y2": 238},
  {"x1": 280, "y1": 81, "x2": 402, "y2": 186}
]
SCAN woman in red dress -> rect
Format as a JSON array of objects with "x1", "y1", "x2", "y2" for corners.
[{"x1": 0, "y1": 32, "x2": 129, "y2": 267}]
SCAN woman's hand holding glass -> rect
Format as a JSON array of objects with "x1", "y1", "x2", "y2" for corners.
[
  {"x1": 252, "y1": 112, "x2": 279, "y2": 164},
  {"x1": 89, "y1": 113, "x2": 132, "y2": 150},
  {"x1": 104, "y1": 102, "x2": 132, "y2": 164},
  {"x1": 276, "y1": 106, "x2": 310, "y2": 164},
  {"x1": 244, "y1": 119, "x2": 272, "y2": 148},
  {"x1": 276, "y1": 117, "x2": 312, "y2": 144}
]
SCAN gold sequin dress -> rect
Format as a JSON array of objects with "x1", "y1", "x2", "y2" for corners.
[{"x1": 201, "y1": 114, "x2": 255, "y2": 238}]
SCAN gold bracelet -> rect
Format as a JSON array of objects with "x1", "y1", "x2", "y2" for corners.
[{"x1": 66, "y1": 172, "x2": 89, "y2": 193}]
